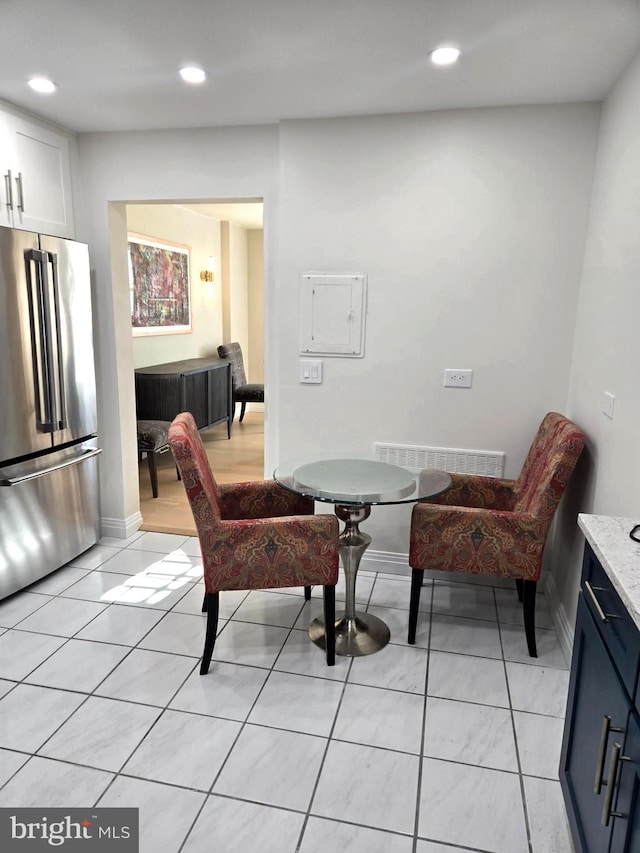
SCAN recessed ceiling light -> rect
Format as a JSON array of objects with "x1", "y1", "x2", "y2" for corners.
[
  {"x1": 28, "y1": 77, "x2": 57, "y2": 94},
  {"x1": 429, "y1": 47, "x2": 462, "y2": 66},
  {"x1": 179, "y1": 66, "x2": 206, "y2": 84}
]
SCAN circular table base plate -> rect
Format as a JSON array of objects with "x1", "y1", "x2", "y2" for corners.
[{"x1": 309, "y1": 611, "x2": 391, "y2": 657}]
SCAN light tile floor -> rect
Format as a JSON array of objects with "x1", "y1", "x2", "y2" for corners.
[{"x1": 0, "y1": 531, "x2": 574, "y2": 853}]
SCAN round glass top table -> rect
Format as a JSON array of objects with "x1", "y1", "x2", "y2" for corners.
[{"x1": 274, "y1": 458, "x2": 451, "y2": 656}]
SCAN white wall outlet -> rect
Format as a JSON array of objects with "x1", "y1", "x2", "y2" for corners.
[
  {"x1": 602, "y1": 391, "x2": 615, "y2": 419},
  {"x1": 299, "y1": 358, "x2": 323, "y2": 384},
  {"x1": 444, "y1": 369, "x2": 473, "y2": 388}
]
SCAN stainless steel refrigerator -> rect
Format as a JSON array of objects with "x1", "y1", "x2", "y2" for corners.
[{"x1": 0, "y1": 226, "x2": 101, "y2": 599}]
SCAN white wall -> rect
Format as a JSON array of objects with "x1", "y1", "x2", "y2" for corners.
[
  {"x1": 552, "y1": 49, "x2": 640, "y2": 636},
  {"x1": 76, "y1": 125, "x2": 279, "y2": 535},
  {"x1": 76, "y1": 105, "x2": 601, "y2": 567},
  {"x1": 277, "y1": 105, "x2": 600, "y2": 550},
  {"x1": 126, "y1": 204, "x2": 222, "y2": 368}
]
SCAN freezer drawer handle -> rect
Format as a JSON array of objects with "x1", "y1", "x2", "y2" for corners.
[{"x1": 0, "y1": 448, "x2": 102, "y2": 486}]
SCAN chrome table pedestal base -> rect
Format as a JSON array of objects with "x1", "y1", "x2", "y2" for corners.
[{"x1": 309, "y1": 504, "x2": 390, "y2": 656}]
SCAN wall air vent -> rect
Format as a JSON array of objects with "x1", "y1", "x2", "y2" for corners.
[{"x1": 374, "y1": 442, "x2": 505, "y2": 478}]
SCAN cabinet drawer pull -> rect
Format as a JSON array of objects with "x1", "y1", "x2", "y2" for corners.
[
  {"x1": 601, "y1": 743, "x2": 630, "y2": 826},
  {"x1": 584, "y1": 581, "x2": 621, "y2": 621},
  {"x1": 594, "y1": 716, "x2": 625, "y2": 793},
  {"x1": 15, "y1": 172, "x2": 24, "y2": 212},
  {"x1": 4, "y1": 170, "x2": 13, "y2": 211}
]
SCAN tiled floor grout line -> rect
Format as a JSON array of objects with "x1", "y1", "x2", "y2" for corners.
[
  {"x1": 292, "y1": 650, "x2": 354, "y2": 852},
  {"x1": 0, "y1": 552, "x2": 205, "y2": 799},
  {"x1": 176, "y1": 591, "x2": 313, "y2": 853},
  {"x1": 412, "y1": 577, "x2": 433, "y2": 853},
  {"x1": 0, "y1": 534, "x2": 574, "y2": 852},
  {"x1": 496, "y1": 587, "x2": 535, "y2": 853}
]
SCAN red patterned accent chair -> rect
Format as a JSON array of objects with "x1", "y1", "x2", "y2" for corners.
[
  {"x1": 408, "y1": 412, "x2": 585, "y2": 657},
  {"x1": 168, "y1": 412, "x2": 339, "y2": 674}
]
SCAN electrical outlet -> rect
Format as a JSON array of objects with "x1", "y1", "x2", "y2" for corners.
[
  {"x1": 444, "y1": 369, "x2": 473, "y2": 388},
  {"x1": 602, "y1": 391, "x2": 615, "y2": 419}
]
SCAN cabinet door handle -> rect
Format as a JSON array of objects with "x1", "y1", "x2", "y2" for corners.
[
  {"x1": 595, "y1": 716, "x2": 612, "y2": 793},
  {"x1": 15, "y1": 172, "x2": 24, "y2": 212},
  {"x1": 4, "y1": 170, "x2": 13, "y2": 211},
  {"x1": 601, "y1": 742, "x2": 630, "y2": 826},
  {"x1": 594, "y1": 716, "x2": 625, "y2": 793},
  {"x1": 585, "y1": 581, "x2": 621, "y2": 621}
]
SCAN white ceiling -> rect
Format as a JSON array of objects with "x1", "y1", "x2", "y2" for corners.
[
  {"x1": 1, "y1": 0, "x2": 640, "y2": 134},
  {"x1": 179, "y1": 202, "x2": 263, "y2": 229}
]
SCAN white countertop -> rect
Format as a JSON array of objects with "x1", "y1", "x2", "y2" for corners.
[{"x1": 578, "y1": 514, "x2": 640, "y2": 629}]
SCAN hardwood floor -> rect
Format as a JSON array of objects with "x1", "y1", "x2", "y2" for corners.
[{"x1": 138, "y1": 410, "x2": 264, "y2": 535}]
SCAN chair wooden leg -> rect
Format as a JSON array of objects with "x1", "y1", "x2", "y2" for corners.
[
  {"x1": 239, "y1": 402, "x2": 247, "y2": 422},
  {"x1": 201, "y1": 593, "x2": 207, "y2": 613},
  {"x1": 323, "y1": 585, "x2": 336, "y2": 666},
  {"x1": 304, "y1": 585, "x2": 311, "y2": 601},
  {"x1": 408, "y1": 568, "x2": 423, "y2": 645},
  {"x1": 515, "y1": 579, "x2": 524, "y2": 602},
  {"x1": 200, "y1": 592, "x2": 219, "y2": 675},
  {"x1": 522, "y1": 580, "x2": 537, "y2": 658},
  {"x1": 147, "y1": 452, "x2": 159, "y2": 498}
]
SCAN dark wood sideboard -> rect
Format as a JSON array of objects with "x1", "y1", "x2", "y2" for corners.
[{"x1": 134, "y1": 357, "x2": 233, "y2": 438}]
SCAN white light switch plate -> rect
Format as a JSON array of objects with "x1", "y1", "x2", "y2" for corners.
[
  {"x1": 299, "y1": 359, "x2": 323, "y2": 384},
  {"x1": 602, "y1": 391, "x2": 615, "y2": 419}
]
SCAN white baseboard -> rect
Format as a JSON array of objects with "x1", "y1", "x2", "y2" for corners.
[
  {"x1": 542, "y1": 571, "x2": 574, "y2": 666},
  {"x1": 361, "y1": 549, "x2": 575, "y2": 663},
  {"x1": 360, "y1": 549, "x2": 411, "y2": 576},
  {"x1": 101, "y1": 512, "x2": 143, "y2": 540}
]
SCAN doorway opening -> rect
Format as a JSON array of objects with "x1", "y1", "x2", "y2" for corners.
[{"x1": 126, "y1": 200, "x2": 265, "y2": 534}]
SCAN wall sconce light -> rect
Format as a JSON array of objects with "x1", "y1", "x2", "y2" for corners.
[{"x1": 200, "y1": 256, "x2": 215, "y2": 283}]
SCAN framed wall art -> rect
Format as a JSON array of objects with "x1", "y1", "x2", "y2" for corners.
[{"x1": 128, "y1": 235, "x2": 191, "y2": 336}]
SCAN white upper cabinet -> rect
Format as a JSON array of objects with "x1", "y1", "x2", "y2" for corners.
[{"x1": 0, "y1": 108, "x2": 75, "y2": 237}]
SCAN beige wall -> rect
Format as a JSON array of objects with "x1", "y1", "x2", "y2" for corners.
[
  {"x1": 228, "y1": 223, "x2": 249, "y2": 362},
  {"x1": 248, "y1": 229, "x2": 265, "y2": 385},
  {"x1": 126, "y1": 204, "x2": 223, "y2": 368}
]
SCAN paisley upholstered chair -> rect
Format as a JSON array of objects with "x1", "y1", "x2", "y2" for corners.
[
  {"x1": 408, "y1": 412, "x2": 585, "y2": 657},
  {"x1": 217, "y1": 341, "x2": 264, "y2": 423},
  {"x1": 168, "y1": 412, "x2": 339, "y2": 674}
]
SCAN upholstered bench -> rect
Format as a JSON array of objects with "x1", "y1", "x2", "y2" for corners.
[{"x1": 137, "y1": 420, "x2": 180, "y2": 498}]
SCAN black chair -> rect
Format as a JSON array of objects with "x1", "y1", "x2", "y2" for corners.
[
  {"x1": 137, "y1": 420, "x2": 180, "y2": 498},
  {"x1": 217, "y1": 341, "x2": 264, "y2": 423}
]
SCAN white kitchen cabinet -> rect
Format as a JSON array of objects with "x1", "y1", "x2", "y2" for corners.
[{"x1": 0, "y1": 108, "x2": 75, "y2": 238}]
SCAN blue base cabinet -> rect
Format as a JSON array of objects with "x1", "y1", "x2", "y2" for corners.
[{"x1": 560, "y1": 543, "x2": 640, "y2": 852}]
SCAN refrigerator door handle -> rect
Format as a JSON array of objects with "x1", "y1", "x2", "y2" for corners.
[
  {"x1": 45, "y1": 250, "x2": 66, "y2": 430},
  {"x1": 24, "y1": 248, "x2": 63, "y2": 432},
  {"x1": 0, "y1": 448, "x2": 102, "y2": 486}
]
